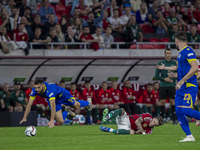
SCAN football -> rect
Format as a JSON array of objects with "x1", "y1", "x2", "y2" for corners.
[{"x1": 25, "y1": 126, "x2": 37, "y2": 137}]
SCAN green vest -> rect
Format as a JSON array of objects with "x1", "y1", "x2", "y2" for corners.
[
  {"x1": 11, "y1": 90, "x2": 27, "y2": 105},
  {"x1": 126, "y1": 24, "x2": 142, "y2": 39},
  {"x1": 1, "y1": 90, "x2": 13, "y2": 106}
]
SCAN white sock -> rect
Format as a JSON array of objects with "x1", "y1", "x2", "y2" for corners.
[{"x1": 109, "y1": 128, "x2": 114, "y2": 133}]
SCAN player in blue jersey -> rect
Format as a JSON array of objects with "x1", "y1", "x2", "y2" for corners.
[
  {"x1": 19, "y1": 79, "x2": 92, "y2": 128},
  {"x1": 157, "y1": 31, "x2": 200, "y2": 142}
]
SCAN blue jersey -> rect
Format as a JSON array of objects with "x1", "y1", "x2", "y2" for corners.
[
  {"x1": 30, "y1": 82, "x2": 74, "y2": 107},
  {"x1": 177, "y1": 46, "x2": 198, "y2": 89}
]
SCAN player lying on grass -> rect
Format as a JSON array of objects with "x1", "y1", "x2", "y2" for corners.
[
  {"x1": 99, "y1": 108, "x2": 164, "y2": 134},
  {"x1": 19, "y1": 79, "x2": 92, "y2": 128}
]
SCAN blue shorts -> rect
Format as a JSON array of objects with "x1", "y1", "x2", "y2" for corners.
[
  {"x1": 48, "y1": 91, "x2": 76, "y2": 112},
  {"x1": 175, "y1": 87, "x2": 198, "y2": 108}
]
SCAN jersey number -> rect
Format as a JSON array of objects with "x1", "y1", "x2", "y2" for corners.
[
  {"x1": 184, "y1": 94, "x2": 191, "y2": 104},
  {"x1": 68, "y1": 97, "x2": 75, "y2": 103}
]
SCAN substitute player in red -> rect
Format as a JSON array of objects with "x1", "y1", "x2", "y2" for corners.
[{"x1": 99, "y1": 108, "x2": 164, "y2": 134}]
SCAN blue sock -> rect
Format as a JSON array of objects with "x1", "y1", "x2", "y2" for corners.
[
  {"x1": 62, "y1": 111, "x2": 68, "y2": 121},
  {"x1": 176, "y1": 107, "x2": 191, "y2": 136},
  {"x1": 78, "y1": 100, "x2": 89, "y2": 107},
  {"x1": 182, "y1": 108, "x2": 200, "y2": 120}
]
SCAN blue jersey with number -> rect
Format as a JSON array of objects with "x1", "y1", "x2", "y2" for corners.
[
  {"x1": 177, "y1": 46, "x2": 198, "y2": 89},
  {"x1": 30, "y1": 81, "x2": 73, "y2": 105}
]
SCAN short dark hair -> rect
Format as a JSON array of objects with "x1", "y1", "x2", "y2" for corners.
[
  {"x1": 147, "y1": 83, "x2": 153, "y2": 87},
  {"x1": 83, "y1": 26, "x2": 89, "y2": 30},
  {"x1": 85, "y1": 80, "x2": 90, "y2": 84},
  {"x1": 96, "y1": 27, "x2": 101, "y2": 30},
  {"x1": 28, "y1": 80, "x2": 34, "y2": 84},
  {"x1": 113, "y1": 8, "x2": 119, "y2": 12},
  {"x1": 156, "y1": 10, "x2": 162, "y2": 13},
  {"x1": 165, "y1": 48, "x2": 171, "y2": 53},
  {"x1": 153, "y1": 82, "x2": 159, "y2": 85},
  {"x1": 49, "y1": 13, "x2": 55, "y2": 17},
  {"x1": 34, "y1": 79, "x2": 44, "y2": 84},
  {"x1": 70, "y1": 82, "x2": 76, "y2": 86},
  {"x1": 11, "y1": 6, "x2": 17, "y2": 10},
  {"x1": 35, "y1": 27, "x2": 41, "y2": 31},
  {"x1": 156, "y1": 116, "x2": 164, "y2": 125},
  {"x1": 106, "y1": 26, "x2": 112, "y2": 30},
  {"x1": 175, "y1": 31, "x2": 187, "y2": 42},
  {"x1": 18, "y1": 23, "x2": 24, "y2": 27},
  {"x1": 59, "y1": 81, "x2": 65, "y2": 84},
  {"x1": 24, "y1": 6, "x2": 31, "y2": 11},
  {"x1": 190, "y1": 24, "x2": 197, "y2": 29},
  {"x1": 87, "y1": 11, "x2": 94, "y2": 16},
  {"x1": 102, "y1": 81, "x2": 107, "y2": 84}
]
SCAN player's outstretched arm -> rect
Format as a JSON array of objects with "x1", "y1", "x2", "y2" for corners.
[
  {"x1": 135, "y1": 117, "x2": 146, "y2": 135},
  {"x1": 19, "y1": 99, "x2": 34, "y2": 124},
  {"x1": 47, "y1": 99, "x2": 56, "y2": 128},
  {"x1": 156, "y1": 63, "x2": 177, "y2": 71}
]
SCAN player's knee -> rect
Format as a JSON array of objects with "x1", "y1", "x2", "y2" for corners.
[
  {"x1": 57, "y1": 120, "x2": 64, "y2": 125},
  {"x1": 130, "y1": 130, "x2": 135, "y2": 135},
  {"x1": 160, "y1": 100, "x2": 166, "y2": 106},
  {"x1": 74, "y1": 102, "x2": 80, "y2": 109}
]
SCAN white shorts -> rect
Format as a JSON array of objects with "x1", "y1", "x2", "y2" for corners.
[{"x1": 116, "y1": 111, "x2": 131, "y2": 130}]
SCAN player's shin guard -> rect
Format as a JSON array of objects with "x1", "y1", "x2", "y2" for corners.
[
  {"x1": 160, "y1": 106, "x2": 165, "y2": 118},
  {"x1": 176, "y1": 107, "x2": 191, "y2": 136},
  {"x1": 142, "y1": 105, "x2": 148, "y2": 113},
  {"x1": 147, "y1": 107, "x2": 152, "y2": 115},
  {"x1": 78, "y1": 100, "x2": 89, "y2": 107},
  {"x1": 194, "y1": 103, "x2": 200, "y2": 112},
  {"x1": 115, "y1": 129, "x2": 130, "y2": 134},
  {"x1": 62, "y1": 111, "x2": 68, "y2": 121},
  {"x1": 171, "y1": 105, "x2": 177, "y2": 121}
]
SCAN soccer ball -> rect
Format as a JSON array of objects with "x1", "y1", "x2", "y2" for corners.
[{"x1": 25, "y1": 126, "x2": 37, "y2": 137}]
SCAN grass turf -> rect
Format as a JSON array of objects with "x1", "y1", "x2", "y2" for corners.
[{"x1": 0, "y1": 123, "x2": 200, "y2": 150}]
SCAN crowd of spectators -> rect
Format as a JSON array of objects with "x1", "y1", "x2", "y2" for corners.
[
  {"x1": 0, "y1": 0, "x2": 200, "y2": 53},
  {"x1": 0, "y1": 79, "x2": 173, "y2": 124}
]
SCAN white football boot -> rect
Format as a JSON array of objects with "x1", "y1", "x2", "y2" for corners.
[
  {"x1": 65, "y1": 106, "x2": 76, "y2": 117},
  {"x1": 87, "y1": 98, "x2": 93, "y2": 111},
  {"x1": 179, "y1": 135, "x2": 195, "y2": 142}
]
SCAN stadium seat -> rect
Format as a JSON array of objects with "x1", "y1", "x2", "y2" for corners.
[
  {"x1": 129, "y1": 44, "x2": 142, "y2": 49},
  {"x1": 37, "y1": 5, "x2": 42, "y2": 11},
  {"x1": 156, "y1": 38, "x2": 170, "y2": 49},
  {"x1": 141, "y1": 44, "x2": 154, "y2": 49},
  {"x1": 195, "y1": 45, "x2": 199, "y2": 49},
  {"x1": 149, "y1": 38, "x2": 159, "y2": 42},
  {"x1": 139, "y1": 24, "x2": 154, "y2": 33},
  {"x1": 114, "y1": 38, "x2": 124, "y2": 42},
  {"x1": 160, "y1": 38, "x2": 169, "y2": 42},
  {"x1": 55, "y1": 5, "x2": 67, "y2": 15}
]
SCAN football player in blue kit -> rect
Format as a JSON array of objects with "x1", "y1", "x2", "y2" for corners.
[
  {"x1": 20, "y1": 79, "x2": 92, "y2": 128},
  {"x1": 157, "y1": 31, "x2": 200, "y2": 142}
]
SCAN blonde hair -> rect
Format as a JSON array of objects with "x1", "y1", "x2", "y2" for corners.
[
  {"x1": 140, "y1": 2, "x2": 148, "y2": 15},
  {"x1": 55, "y1": 24, "x2": 63, "y2": 41}
]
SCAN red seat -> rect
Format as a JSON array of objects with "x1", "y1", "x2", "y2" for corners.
[
  {"x1": 55, "y1": 5, "x2": 67, "y2": 15},
  {"x1": 129, "y1": 44, "x2": 142, "y2": 49},
  {"x1": 139, "y1": 24, "x2": 154, "y2": 33},
  {"x1": 160, "y1": 38, "x2": 169, "y2": 42},
  {"x1": 195, "y1": 45, "x2": 199, "y2": 49},
  {"x1": 149, "y1": 38, "x2": 159, "y2": 42},
  {"x1": 154, "y1": 45, "x2": 166, "y2": 49},
  {"x1": 142, "y1": 44, "x2": 154, "y2": 49}
]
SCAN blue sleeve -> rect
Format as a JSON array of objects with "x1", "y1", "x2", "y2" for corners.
[
  {"x1": 186, "y1": 49, "x2": 197, "y2": 63},
  {"x1": 95, "y1": 9, "x2": 104, "y2": 23},
  {"x1": 30, "y1": 88, "x2": 37, "y2": 100},
  {"x1": 47, "y1": 90, "x2": 56, "y2": 101},
  {"x1": 136, "y1": 10, "x2": 143, "y2": 24},
  {"x1": 39, "y1": 7, "x2": 47, "y2": 18}
]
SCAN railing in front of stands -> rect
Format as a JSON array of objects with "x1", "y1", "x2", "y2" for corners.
[{"x1": 29, "y1": 42, "x2": 200, "y2": 50}]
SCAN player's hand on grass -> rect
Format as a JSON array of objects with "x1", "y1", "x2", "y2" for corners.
[
  {"x1": 47, "y1": 121, "x2": 55, "y2": 128},
  {"x1": 156, "y1": 63, "x2": 165, "y2": 70},
  {"x1": 176, "y1": 80, "x2": 184, "y2": 90},
  {"x1": 19, "y1": 118, "x2": 27, "y2": 124}
]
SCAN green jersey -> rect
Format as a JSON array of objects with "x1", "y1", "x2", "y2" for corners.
[
  {"x1": 1, "y1": 90, "x2": 13, "y2": 106},
  {"x1": 126, "y1": 24, "x2": 142, "y2": 40},
  {"x1": 187, "y1": 33, "x2": 200, "y2": 48},
  {"x1": 11, "y1": 90, "x2": 27, "y2": 105},
  {"x1": 155, "y1": 59, "x2": 176, "y2": 87}
]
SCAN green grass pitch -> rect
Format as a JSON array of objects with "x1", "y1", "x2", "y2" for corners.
[{"x1": 0, "y1": 123, "x2": 200, "y2": 150}]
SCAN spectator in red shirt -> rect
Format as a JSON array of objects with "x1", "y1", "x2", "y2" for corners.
[
  {"x1": 187, "y1": 4, "x2": 198, "y2": 24},
  {"x1": 106, "y1": 0, "x2": 122, "y2": 17},
  {"x1": 98, "y1": 81, "x2": 117, "y2": 110},
  {"x1": 163, "y1": 2, "x2": 170, "y2": 18},
  {"x1": 82, "y1": 80, "x2": 100, "y2": 123},
  {"x1": 80, "y1": 26, "x2": 100, "y2": 50},
  {"x1": 142, "y1": 83, "x2": 160, "y2": 116},
  {"x1": 102, "y1": 10, "x2": 111, "y2": 32},
  {"x1": 74, "y1": 0, "x2": 90, "y2": 17},
  {"x1": 25, "y1": 80, "x2": 48, "y2": 117},
  {"x1": 122, "y1": 80, "x2": 137, "y2": 114},
  {"x1": 108, "y1": 81, "x2": 132, "y2": 114}
]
